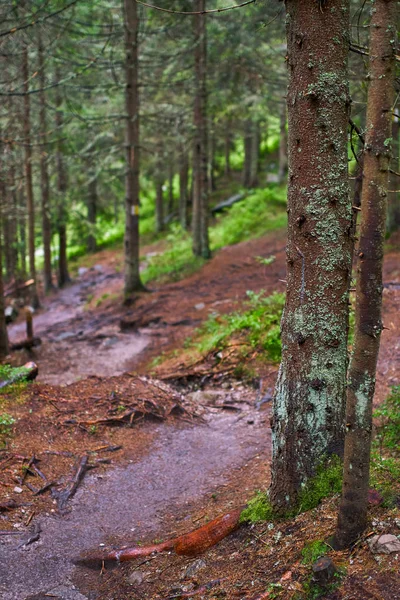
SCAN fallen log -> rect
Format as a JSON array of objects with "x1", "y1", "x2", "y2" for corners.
[
  {"x1": 9, "y1": 337, "x2": 41, "y2": 351},
  {"x1": 211, "y1": 193, "x2": 245, "y2": 214},
  {"x1": 74, "y1": 507, "x2": 243, "y2": 567},
  {"x1": 0, "y1": 362, "x2": 39, "y2": 389}
]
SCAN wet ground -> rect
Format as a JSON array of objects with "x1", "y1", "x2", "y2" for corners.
[
  {"x1": 2, "y1": 231, "x2": 400, "y2": 599},
  {"x1": 0, "y1": 395, "x2": 270, "y2": 600}
]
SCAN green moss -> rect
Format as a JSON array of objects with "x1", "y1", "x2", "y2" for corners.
[
  {"x1": 294, "y1": 455, "x2": 343, "y2": 515},
  {"x1": 301, "y1": 540, "x2": 330, "y2": 565},
  {"x1": 240, "y1": 491, "x2": 275, "y2": 523}
]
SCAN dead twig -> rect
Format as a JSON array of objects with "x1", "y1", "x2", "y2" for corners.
[{"x1": 52, "y1": 455, "x2": 91, "y2": 512}]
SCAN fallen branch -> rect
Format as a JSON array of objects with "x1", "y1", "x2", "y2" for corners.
[
  {"x1": 9, "y1": 337, "x2": 41, "y2": 351},
  {"x1": 75, "y1": 507, "x2": 243, "y2": 567},
  {"x1": 52, "y1": 455, "x2": 92, "y2": 512}
]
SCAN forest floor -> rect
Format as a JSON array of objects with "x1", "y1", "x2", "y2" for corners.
[{"x1": 1, "y1": 227, "x2": 400, "y2": 600}]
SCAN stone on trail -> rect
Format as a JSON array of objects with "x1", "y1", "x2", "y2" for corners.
[{"x1": 368, "y1": 534, "x2": 400, "y2": 554}]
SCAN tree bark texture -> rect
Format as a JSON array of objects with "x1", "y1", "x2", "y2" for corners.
[
  {"x1": 38, "y1": 31, "x2": 53, "y2": 293},
  {"x1": 123, "y1": 0, "x2": 144, "y2": 295},
  {"x1": 278, "y1": 103, "x2": 288, "y2": 184},
  {"x1": 55, "y1": 79, "x2": 70, "y2": 288},
  {"x1": 192, "y1": 0, "x2": 210, "y2": 259},
  {"x1": 87, "y1": 175, "x2": 97, "y2": 253},
  {"x1": 243, "y1": 119, "x2": 253, "y2": 188},
  {"x1": 155, "y1": 177, "x2": 164, "y2": 234},
  {"x1": 334, "y1": 0, "x2": 397, "y2": 549},
  {"x1": 224, "y1": 123, "x2": 231, "y2": 177},
  {"x1": 249, "y1": 120, "x2": 260, "y2": 188},
  {"x1": 23, "y1": 46, "x2": 40, "y2": 308},
  {"x1": 179, "y1": 150, "x2": 189, "y2": 229},
  {"x1": 0, "y1": 219, "x2": 9, "y2": 359},
  {"x1": 270, "y1": 0, "x2": 353, "y2": 512}
]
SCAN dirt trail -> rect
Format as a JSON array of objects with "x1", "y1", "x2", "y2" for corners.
[
  {"x1": 0, "y1": 401, "x2": 270, "y2": 600},
  {"x1": 8, "y1": 265, "x2": 149, "y2": 386},
  {"x1": 2, "y1": 230, "x2": 399, "y2": 599}
]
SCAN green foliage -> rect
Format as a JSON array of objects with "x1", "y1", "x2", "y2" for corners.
[
  {"x1": 142, "y1": 186, "x2": 287, "y2": 285},
  {"x1": 0, "y1": 364, "x2": 32, "y2": 395},
  {"x1": 210, "y1": 186, "x2": 287, "y2": 248},
  {"x1": 240, "y1": 491, "x2": 274, "y2": 523},
  {"x1": 256, "y1": 255, "x2": 276, "y2": 266},
  {"x1": 195, "y1": 291, "x2": 285, "y2": 362},
  {"x1": 373, "y1": 386, "x2": 400, "y2": 453},
  {"x1": 0, "y1": 413, "x2": 15, "y2": 439},
  {"x1": 294, "y1": 456, "x2": 343, "y2": 515},
  {"x1": 301, "y1": 541, "x2": 330, "y2": 565},
  {"x1": 370, "y1": 387, "x2": 400, "y2": 506},
  {"x1": 142, "y1": 225, "x2": 205, "y2": 285}
]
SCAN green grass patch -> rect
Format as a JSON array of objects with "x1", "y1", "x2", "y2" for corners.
[
  {"x1": 194, "y1": 290, "x2": 285, "y2": 362},
  {"x1": 141, "y1": 185, "x2": 287, "y2": 284},
  {"x1": 301, "y1": 540, "x2": 330, "y2": 565}
]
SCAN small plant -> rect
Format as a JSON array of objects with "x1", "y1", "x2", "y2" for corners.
[
  {"x1": 255, "y1": 255, "x2": 276, "y2": 266},
  {"x1": 0, "y1": 413, "x2": 16, "y2": 437},
  {"x1": 89, "y1": 425, "x2": 98, "y2": 435}
]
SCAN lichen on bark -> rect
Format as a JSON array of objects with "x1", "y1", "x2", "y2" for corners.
[{"x1": 270, "y1": 0, "x2": 353, "y2": 512}]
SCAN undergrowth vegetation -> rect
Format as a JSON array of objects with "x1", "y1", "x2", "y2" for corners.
[
  {"x1": 142, "y1": 185, "x2": 287, "y2": 284},
  {"x1": 193, "y1": 290, "x2": 285, "y2": 362}
]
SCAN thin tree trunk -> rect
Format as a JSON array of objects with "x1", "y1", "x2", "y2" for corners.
[
  {"x1": 209, "y1": 122, "x2": 217, "y2": 192},
  {"x1": 38, "y1": 31, "x2": 53, "y2": 293},
  {"x1": 87, "y1": 175, "x2": 97, "y2": 253},
  {"x1": 278, "y1": 103, "x2": 288, "y2": 184},
  {"x1": 387, "y1": 110, "x2": 399, "y2": 233},
  {"x1": 243, "y1": 120, "x2": 252, "y2": 188},
  {"x1": 168, "y1": 161, "x2": 174, "y2": 216},
  {"x1": 0, "y1": 214, "x2": 9, "y2": 359},
  {"x1": 155, "y1": 177, "x2": 164, "y2": 234},
  {"x1": 224, "y1": 123, "x2": 231, "y2": 177},
  {"x1": 179, "y1": 150, "x2": 189, "y2": 229},
  {"x1": 270, "y1": 0, "x2": 352, "y2": 512},
  {"x1": 333, "y1": 0, "x2": 397, "y2": 549},
  {"x1": 249, "y1": 120, "x2": 260, "y2": 188},
  {"x1": 123, "y1": 0, "x2": 144, "y2": 297},
  {"x1": 55, "y1": 76, "x2": 70, "y2": 288},
  {"x1": 18, "y1": 182, "x2": 27, "y2": 279},
  {"x1": 22, "y1": 46, "x2": 40, "y2": 308},
  {"x1": 192, "y1": 0, "x2": 210, "y2": 259}
]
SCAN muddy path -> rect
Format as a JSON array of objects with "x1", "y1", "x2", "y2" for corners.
[
  {"x1": 2, "y1": 231, "x2": 400, "y2": 599},
  {"x1": 0, "y1": 391, "x2": 270, "y2": 600}
]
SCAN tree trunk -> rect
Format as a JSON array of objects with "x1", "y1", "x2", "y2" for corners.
[
  {"x1": 155, "y1": 177, "x2": 164, "y2": 234},
  {"x1": 179, "y1": 150, "x2": 189, "y2": 229},
  {"x1": 278, "y1": 103, "x2": 288, "y2": 184},
  {"x1": 168, "y1": 161, "x2": 174, "y2": 216},
  {"x1": 249, "y1": 120, "x2": 260, "y2": 188},
  {"x1": 224, "y1": 123, "x2": 231, "y2": 177},
  {"x1": 22, "y1": 46, "x2": 40, "y2": 308},
  {"x1": 87, "y1": 175, "x2": 97, "y2": 253},
  {"x1": 18, "y1": 182, "x2": 27, "y2": 279},
  {"x1": 387, "y1": 110, "x2": 399, "y2": 233},
  {"x1": 243, "y1": 120, "x2": 253, "y2": 188},
  {"x1": 333, "y1": 0, "x2": 397, "y2": 549},
  {"x1": 123, "y1": 0, "x2": 144, "y2": 297},
  {"x1": 55, "y1": 76, "x2": 70, "y2": 288},
  {"x1": 192, "y1": 0, "x2": 210, "y2": 259},
  {"x1": 38, "y1": 31, "x2": 53, "y2": 293},
  {"x1": 0, "y1": 218, "x2": 9, "y2": 360},
  {"x1": 270, "y1": 0, "x2": 352, "y2": 512},
  {"x1": 209, "y1": 122, "x2": 217, "y2": 192}
]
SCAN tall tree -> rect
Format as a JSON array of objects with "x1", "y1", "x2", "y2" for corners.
[
  {"x1": 192, "y1": 0, "x2": 210, "y2": 259},
  {"x1": 22, "y1": 45, "x2": 40, "y2": 308},
  {"x1": 38, "y1": 29, "x2": 54, "y2": 293},
  {"x1": 270, "y1": 0, "x2": 353, "y2": 511},
  {"x1": 333, "y1": 0, "x2": 397, "y2": 549},
  {"x1": 123, "y1": 0, "x2": 144, "y2": 296},
  {"x1": 0, "y1": 223, "x2": 8, "y2": 360},
  {"x1": 55, "y1": 76, "x2": 70, "y2": 288}
]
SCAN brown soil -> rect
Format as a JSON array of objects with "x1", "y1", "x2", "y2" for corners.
[{"x1": 1, "y1": 228, "x2": 399, "y2": 600}]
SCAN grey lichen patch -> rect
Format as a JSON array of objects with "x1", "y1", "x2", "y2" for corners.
[
  {"x1": 354, "y1": 374, "x2": 375, "y2": 427},
  {"x1": 306, "y1": 71, "x2": 348, "y2": 104}
]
